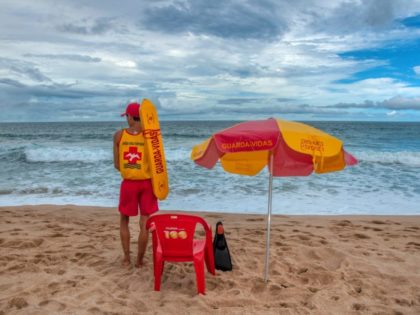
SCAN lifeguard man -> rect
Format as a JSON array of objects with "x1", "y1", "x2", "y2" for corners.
[{"x1": 113, "y1": 102, "x2": 158, "y2": 267}]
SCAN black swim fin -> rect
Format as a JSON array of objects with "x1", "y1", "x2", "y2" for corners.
[{"x1": 213, "y1": 221, "x2": 232, "y2": 271}]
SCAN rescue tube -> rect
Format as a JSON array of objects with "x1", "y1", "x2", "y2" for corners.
[{"x1": 140, "y1": 99, "x2": 169, "y2": 200}]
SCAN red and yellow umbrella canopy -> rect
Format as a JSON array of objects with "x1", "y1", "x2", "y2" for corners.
[{"x1": 191, "y1": 118, "x2": 357, "y2": 176}]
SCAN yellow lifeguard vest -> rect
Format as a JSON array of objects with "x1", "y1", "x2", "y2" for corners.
[{"x1": 118, "y1": 130, "x2": 152, "y2": 180}]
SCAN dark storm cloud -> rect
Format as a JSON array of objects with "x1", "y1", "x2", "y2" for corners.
[{"x1": 141, "y1": 0, "x2": 287, "y2": 40}]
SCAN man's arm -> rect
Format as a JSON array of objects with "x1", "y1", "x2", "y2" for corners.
[{"x1": 113, "y1": 130, "x2": 122, "y2": 171}]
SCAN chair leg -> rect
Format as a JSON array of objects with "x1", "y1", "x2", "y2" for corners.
[
  {"x1": 204, "y1": 246, "x2": 215, "y2": 275},
  {"x1": 154, "y1": 260, "x2": 163, "y2": 291},
  {"x1": 193, "y1": 259, "x2": 206, "y2": 295}
]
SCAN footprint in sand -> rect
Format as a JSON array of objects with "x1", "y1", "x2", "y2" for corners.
[
  {"x1": 407, "y1": 226, "x2": 419, "y2": 231},
  {"x1": 66, "y1": 280, "x2": 77, "y2": 287},
  {"x1": 38, "y1": 300, "x2": 66, "y2": 312},
  {"x1": 44, "y1": 268, "x2": 66, "y2": 275},
  {"x1": 251, "y1": 280, "x2": 266, "y2": 294},
  {"x1": 206, "y1": 279, "x2": 218, "y2": 291},
  {"x1": 77, "y1": 245, "x2": 95, "y2": 249},
  {"x1": 8, "y1": 297, "x2": 28, "y2": 310},
  {"x1": 269, "y1": 284, "x2": 282, "y2": 294},
  {"x1": 296, "y1": 235, "x2": 311, "y2": 241},
  {"x1": 206, "y1": 214, "x2": 219, "y2": 218},
  {"x1": 132, "y1": 300, "x2": 148, "y2": 312},
  {"x1": 48, "y1": 282, "x2": 60, "y2": 290},
  {"x1": 4, "y1": 238, "x2": 44, "y2": 249},
  {"x1": 276, "y1": 302, "x2": 292, "y2": 308},
  {"x1": 352, "y1": 303, "x2": 367, "y2": 311},
  {"x1": 370, "y1": 220, "x2": 387, "y2": 225},
  {"x1": 406, "y1": 242, "x2": 420, "y2": 250},
  {"x1": 395, "y1": 298, "x2": 414, "y2": 307},
  {"x1": 0, "y1": 283, "x2": 14, "y2": 292},
  {"x1": 88, "y1": 307, "x2": 106, "y2": 314},
  {"x1": 353, "y1": 233, "x2": 370, "y2": 239},
  {"x1": 246, "y1": 218, "x2": 264, "y2": 222},
  {"x1": 334, "y1": 220, "x2": 353, "y2": 227},
  {"x1": 308, "y1": 287, "x2": 319, "y2": 293},
  {"x1": 49, "y1": 233, "x2": 65, "y2": 238},
  {"x1": 297, "y1": 267, "x2": 308, "y2": 274},
  {"x1": 7, "y1": 263, "x2": 28, "y2": 272}
]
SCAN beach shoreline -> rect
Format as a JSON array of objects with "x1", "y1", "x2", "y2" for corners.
[{"x1": 1, "y1": 205, "x2": 419, "y2": 314}]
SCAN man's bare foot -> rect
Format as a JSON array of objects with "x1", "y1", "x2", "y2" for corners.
[
  {"x1": 122, "y1": 257, "x2": 131, "y2": 267},
  {"x1": 135, "y1": 255, "x2": 144, "y2": 268}
]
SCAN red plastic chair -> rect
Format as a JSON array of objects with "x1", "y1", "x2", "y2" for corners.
[{"x1": 146, "y1": 214, "x2": 216, "y2": 294}]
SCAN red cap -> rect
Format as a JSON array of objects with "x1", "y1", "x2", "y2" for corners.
[{"x1": 121, "y1": 102, "x2": 140, "y2": 118}]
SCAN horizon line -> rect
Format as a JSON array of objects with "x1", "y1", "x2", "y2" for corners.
[{"x1": 1, "y1": 119, "x2": 420, "y2": 124}]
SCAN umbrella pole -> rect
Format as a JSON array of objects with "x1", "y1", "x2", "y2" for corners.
[{"x1": 264, "y1": 154, "x2": 274, "y2": 282}]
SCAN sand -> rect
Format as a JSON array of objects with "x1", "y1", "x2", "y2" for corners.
[{"x1": 0, "y1": 205, "x2": 419, "y2": 314}]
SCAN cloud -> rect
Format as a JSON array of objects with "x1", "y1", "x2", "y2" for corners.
[
  {"x1": 217, "y1": 97, "x2": 296, "y2": 105},
  {"x1": 218, "y1": 98, "x2": 263, "y2": 105},
  {"x1": 329, "y1": 96, "x2": 420, "y2": 110},
  {"x1": 141, "y1": 0, "x2": 288, "y2": 40},
  {"x1": 1, "y1": 1, "x2": 420, "y2": 121},
  {"x1": 306, "y1": 0, "x2": 416, "y2": 35},
  {"x1": 0, "y1": 78, "x2": 26, "y2": 88},
  {"x1": 382, "y1": 96, "x2": 420, "y2": 110},
  {"x1": 24, "y1": 54, "x2": 101, "y2": 63},
  {"x1": 0, "y1": 57, "x2": 52, "y2": 83},
  {"x1": 0, "y1": 78, "x2": 142, "y2": 100},
  {"x1": 214, "y1": 103, "x2": 341, "y2": 115},
  {"x1": 57, "y1": 17, "x2": 116, "y2": 35}
]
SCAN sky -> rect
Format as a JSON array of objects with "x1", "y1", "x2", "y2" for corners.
[{"x1": 1, "y1": 0, "x2": 420, "y2": 122}]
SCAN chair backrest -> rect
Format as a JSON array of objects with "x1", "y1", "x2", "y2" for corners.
[{"x1": 146, "y1": 214, "x2": 211, "y2": 258}]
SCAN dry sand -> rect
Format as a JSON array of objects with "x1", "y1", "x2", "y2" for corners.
[{"x1": 1, "y1": 205, "x2": 419, "y2": 314}]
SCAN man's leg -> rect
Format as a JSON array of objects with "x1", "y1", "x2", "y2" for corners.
[
  {"x1": 136, "y1": 215, "x2": 149, "y2": 268},
  {"x1": 120, "y1": 214, "x2": 131, "y2": 266}
]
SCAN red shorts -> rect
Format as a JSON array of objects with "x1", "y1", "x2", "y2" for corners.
[{"x1": 119, "y1": 179, "x2": 159, "y2": 216}]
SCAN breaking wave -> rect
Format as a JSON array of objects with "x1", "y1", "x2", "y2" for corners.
[
  {"x1": 24, "y1": 147, "x2": 111, "y2": 163},
  {"x1": 355, "y1": 151, "x2": 420, "y2": 167}
]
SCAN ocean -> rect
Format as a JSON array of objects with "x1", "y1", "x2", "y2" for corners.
[{"x1": 0, "y1": 121, "x2": 419, "y2": 215}]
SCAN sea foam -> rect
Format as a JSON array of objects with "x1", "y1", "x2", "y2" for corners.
[
  {"x1": 25, "y1": 147, "x2": 111, "y2": 163},
  {"x1": 355, "y1": 151, "x2": 420, "y2": 167}
]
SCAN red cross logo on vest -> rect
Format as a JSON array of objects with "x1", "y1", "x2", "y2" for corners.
[{"x1": 123, "y1": 146, "x2": 142, "y2": 164}]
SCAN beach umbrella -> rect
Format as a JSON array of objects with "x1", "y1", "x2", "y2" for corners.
[{"x1": 190, "y1": 118, "x2": 357, "y2": 282}]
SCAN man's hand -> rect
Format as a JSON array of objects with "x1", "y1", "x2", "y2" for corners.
[{"x1": 113, "y1": 130, "x2": 122, "y2": 171}]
